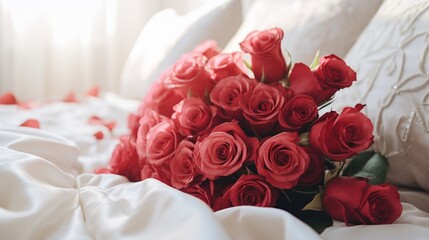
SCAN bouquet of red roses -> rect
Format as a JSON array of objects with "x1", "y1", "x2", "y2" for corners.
[{"x1": 98, "y1": 27, "x2": 402, "y2": 232}]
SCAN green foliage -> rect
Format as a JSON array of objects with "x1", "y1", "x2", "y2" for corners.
[
  {"x1": 310, "y1": 49, "x2": 320, "y2": 69},
  {"x1": 302, "y1": 193, "x2": 323, "y2": 211},
  {"x1": 342, "y1": 151, "x2": 389, "y2": 185}
]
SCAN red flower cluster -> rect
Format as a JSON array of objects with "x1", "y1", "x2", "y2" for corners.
[{"x1": 99, "y1": 28, "x2": 401, "y2": 225}]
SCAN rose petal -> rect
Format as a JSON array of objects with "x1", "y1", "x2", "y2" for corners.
[
  {"x1": 0, "y1": 92, "x2": 18, "y2": 105},
  {"x1": 20, "y1": 119, "x2": 40, "y2": 129}
]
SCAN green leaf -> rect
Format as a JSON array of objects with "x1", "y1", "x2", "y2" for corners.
[
  {"x1": 243, "y1": 59, "x2": 252, "y2": 70},
  {"x1": 324, "y1": 164, "x2": 342, "y2": 186},
  {"x1": 298, "y1": 210, "x2": 333, "y2": 234},
  {"x1": 310, "y1": 49, "x2": 320, "y2": 70},
  {"x1": 342, "y1": 151, "x2": 389, "y2": 185},
  {"x1": 298, "y1": 132, "x2": 309, "y2": 146},
  {"x1": 302, "y1": 193, "x2": 324, "y2": 211}
]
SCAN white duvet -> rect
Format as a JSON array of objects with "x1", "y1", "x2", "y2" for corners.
[{"x1": 1, "y1": 93, "x2": 429, "y2": 240}]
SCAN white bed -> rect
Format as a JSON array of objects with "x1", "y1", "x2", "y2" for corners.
[
  {"x1": 1, "y1": 94, "x2": 429, "y2": 239},
  {"x1": 2, "y1": 0, "x2": 429, "y2": 239}
]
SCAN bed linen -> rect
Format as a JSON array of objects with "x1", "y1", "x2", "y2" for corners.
[{"x1": 1, "y1": 94, "x2": 429, "y2": 240}]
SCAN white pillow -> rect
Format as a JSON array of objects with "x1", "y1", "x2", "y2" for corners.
[
  {"x1": 331, "y1": 0, "x2": 429, "y2": 192},
  {"x1": 224, "y1": 0, "x2": 383, "y2": 64},
  {"x1": 119, "y1": 0, "x2": 241, "y2": 100}
]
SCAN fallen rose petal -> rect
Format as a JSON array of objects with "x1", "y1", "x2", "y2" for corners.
[
  {"x1": 20, "y1": 119, "x2": 40, "y2": 129},
  {"x1": 93, "y1": 131, "x2": 104, "y2": 140},
  {"x1": 63, "y1": 92, "x2": 79, "y2": 103},
  {"x1": 86, "y1": 86, "x2": 100, "y2": 97},
  {"x1": 88, "y1": 115, "x2": 116, "y2": 132},
  {"x1": 0, "y1": 92, "x2": 18, "y2": 105}
]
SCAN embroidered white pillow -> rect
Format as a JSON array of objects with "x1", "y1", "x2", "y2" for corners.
[{"x1": 331, "y1": 0, "x2": 429, "y2": 192}]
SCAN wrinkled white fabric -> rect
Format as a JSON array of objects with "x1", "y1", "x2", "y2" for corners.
[
  {"x1": 0, "y1": 127, "x2": 321, "y2": 240},
  {"x1": 0, "y1": 94, "x2": 428, "y2": 240}
]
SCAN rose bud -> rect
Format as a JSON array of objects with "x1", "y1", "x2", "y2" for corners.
[
  {"x1": 323, "y1": 177, "x2": 402, "y2": 225},
  {"x1": 205, "y1": 52, "x2": 247, "y2": 83},
  {"x1": 163, "y1": 53, "x2": 213, "y2": 99},
  {"x1": 240, "y1": 27, "x2": 287, "y2": 84},
  {"x1": 210, "y1": 75, "x2": 257, "y2": 120},
  {"x1": 172, "y1": 97, "x2": 215, "y2": 137},
  {"x1": 228, "y1": 174, "x2": 278, "y2": 207},
  {"x1": 240, "y1": 82, "x2": 285, "y2": 136},
  {"x1": 314, "y1": 54, "x2": 356, "y2": 90},
  {"x1": 194, "y1": 121, "x2": 259, "y2": 180},
  {"x1": 278, "y1": 95, "x2": 318, "y2": 132},
  {"x1": 170, "y1": 140, "x2": 204, "y2": 189},
  {"x1": 256, "y1": 132, "x2": 310, "y2": 189},
  {"x1": 108, "y1": 136, "x2": 141, "y2": 182},
  {"x1": 309, "y1": 104, "x2": 374, "y2": 161},
  {"x1": 288, "y1": 63, "x2": 336, "y2": 104}
]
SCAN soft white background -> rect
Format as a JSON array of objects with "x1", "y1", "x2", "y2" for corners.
[{"x1": 0, "y1": 0, "x2": 253, "y2": 100}]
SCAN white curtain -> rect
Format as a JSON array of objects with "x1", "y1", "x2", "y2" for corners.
[{"x1": 0, "y1": 0, "x2": 224, "y2": 101}]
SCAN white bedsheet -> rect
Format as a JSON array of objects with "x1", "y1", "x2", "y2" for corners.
[{"x1": 1, "y1": 93, "x2": 429, "y2": 240}]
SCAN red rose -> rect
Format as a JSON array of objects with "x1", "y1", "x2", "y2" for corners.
[
  {"x1": 141, "y1": 164, "x2": 157, "y2": 180},
  {"x1": 183, "y1": 184, "x2": 214, "y2": 207},
  {"x1": 299, "y1": 147, "x2": 325, "y2": 187},
  {"x1": 239, "y1": 27, "x2": 287, "y2": 84},
  {"x1": 136, "y1": 108, "x2": 165, "y2": 159},
  {"x1": 108, "y1": 136, "x2": 141, "y2": 182},
  {"x1": 210, "y1": 75, "x2": 257, "y2": 120},
  {"x1": 194, "y1": 121, "x2": 259, "y2": 180},
  {"x1": 142, "y1": 82, "x2": 184, "y2": 117},
  {"x1": 323, "y1": 177, "x2": 402, "y2": 225},
  {"x1": 140, "y1": 163, "x2": 172, "y2": 186},
  {"x1": 170, "y1": 140, "x2": 204, "y2": 189},
  {"x1": 213, "y1": 193, "x2": 232, "y2": 211},
  {"x1": 314, "y1": 54, "x2": 356, "y2": 90},
  {"x1": 228, "y1": 174, "x2": 278, "y2": 207},
  {"x1": 256, "y1": 132, "x2": 309, "y2": 189},
  {"x1": 145, "y1": 120, "x2": 181, "y2": 166},
  {"x1": 309, "y1": 104, "x2": 374, "y2": 161},
  {"x1": 191, "y1": 40, "x2": 220, "y2": 60},
  {"x1": 240, "y1": 82, "x2": 285, "y2": 136},
  {"x1": 289, "y1": 63, "x2": 336, "y2": 104},
  {"x1": 278, "y1": 95, "x2": 318, "y2": 132},
  {"x1": 128, "y1": 102, "x2": 149, "y2": 139},
  {"x1": 128, "y1": 113, "x2": 140, "y2": 140},
  {"x1": 172, "y1": 97, "x2": 215, "y2": 137},
  {"x1": 205, "y1": 52, "x2": 247, "y2": 83},
  {"x1": 163, "y1": 54, "x2": 213, "y2": 99}
]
